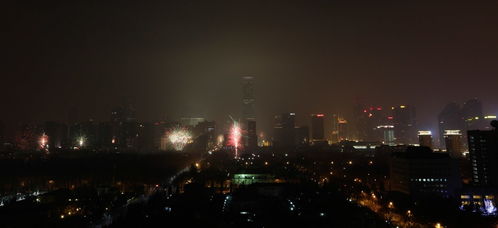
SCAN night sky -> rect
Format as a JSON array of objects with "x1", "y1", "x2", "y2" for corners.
[{"x1": 3, "y1": 0, "x2": 498, "y2": 135}]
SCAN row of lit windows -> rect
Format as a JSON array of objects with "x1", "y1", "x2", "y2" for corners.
[
  {"x1": 461, "y1": 195, "x2": 494, "y2": 200},
  {"x1": 410, "y1": 178, "x2": 447, "y2": 182}
]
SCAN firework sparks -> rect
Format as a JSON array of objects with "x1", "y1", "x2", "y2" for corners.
[
  {"x1": 168, "y1": 128, "x2": 193, "y2": 151},
  {"x1": 229, "y1": 121, "x2": 242, "y2": 158},
  {"x1": 39, "y1": 133, "x2": 48, "y2": 149},
  {"x1": 78, "y1": 137, "x2": 85, "y2": 147}
]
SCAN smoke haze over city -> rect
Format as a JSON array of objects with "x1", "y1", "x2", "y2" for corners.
[
  {"x1": 3, "y1": 0, "x2": 498, "y2": 135},
  {"x1": 3, "y1": 1, "x2": 498, "y2": 227}
]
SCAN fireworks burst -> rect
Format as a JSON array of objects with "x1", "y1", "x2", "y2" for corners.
[
  {"x1": 168, "y1": 128, "x2": 193, "y2": 151},
  {"x1": 229, "y1": 121, "x2": 242, "y2": 158},
  {"x1": 39, "y1": 133, "x2": 48, "y2": 149}
]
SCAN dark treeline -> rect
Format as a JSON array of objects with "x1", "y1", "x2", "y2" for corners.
[{"x1": 1, "y1": 151, "x2": 197, "y2": 194}]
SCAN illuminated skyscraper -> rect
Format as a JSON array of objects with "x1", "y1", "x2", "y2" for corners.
[
  {"x1": 337, "y1": 118, "x2": 349, "y2": 142},
  {"x1": 418, "y1": 131, "x2": 433, "y2": 149},
  {"x1": 331, "y1": 114, "x2": 340, "y2": 143},
  {"x1": 354, "y1": 105, "x2": 386, "y2": 142},
  {"x1": 444, "y1": 130, "x2": 463, "y2": 158},
  {"x1": 468, "y1": 121, "x2": 498, "y2": 188},
  {"x1": 331, "y1": 114, "x2": 349, "y2": 143},
  {"x1": 377, "y1": 125, "x2": 395, "y2": 145}
]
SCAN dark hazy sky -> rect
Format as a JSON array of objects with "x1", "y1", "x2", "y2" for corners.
[{"x1": 3, "y1": 0, "x2": 498, "y2": 134}]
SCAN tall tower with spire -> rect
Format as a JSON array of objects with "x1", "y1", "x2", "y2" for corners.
[
  {"x1": 242, "y1": 76, "x2": 256, "y2": 121},
  {"x1": 241, "y1": 76, "x2": 257, "y2": 151}
]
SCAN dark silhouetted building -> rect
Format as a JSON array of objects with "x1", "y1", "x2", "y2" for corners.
[
  {"x1": 392, "y1": 105, "x2": 416, "y2": 144},
  {"x1": 110, "y1": 104, "x2": 139, "y2": 149},
  {"x1": 245, "y1": 120, "x2": 257, "y2": 151},
  {"x1": 390, "y1": 146, "x2": 461, "y2": 198},
  {"x1": 241, "y1": 76, "x2": 256, "y2": 153},
  {"x1": 273, "y1": 113, "x2": 296, "y2": 148},
  {"x1": 241, "y1": 76, "x2": 255, "y2": 121},
  {"x1": 438, "y1": 102, "x2": 465, "y2": 148},
  {"x1": 462, "y1": 99, "x2": 497, "y2": 146},
  {"x1": 311, "y1": 114, "x2": 325, "y2": 143},
  {"x1": 43, "y1": 121, "x2": 67, "y2": 149},
  {"x1": 0, "y1": 121, "x2": 4, "y2": 146},
  {"x1": 462, "y1": 98, "x2": 483, "y2": 122},
  {"x1": 295, "y1": 126, "x2": 309, "y2": 146},
  {"x1": 97, "y1": 122, "x2": 114, "y2": 149}
]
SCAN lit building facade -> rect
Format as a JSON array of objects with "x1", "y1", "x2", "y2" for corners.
[
  {"x1": 354, "y1": 105, "x2": 386, "y2": 142},
  {"x1": 444, "y1": 130, "x2": 463, "y2": 158},
  {"x1": 376, "y1": 125, "x2": 395, "y2": 145},
  {"x1": 468, "y1": 128, "x2": 498, "y2": 188},
  {"x1": 232, "y1": 173, "x2": 274, "y2": 185},
  {"x1": 418, "y1": 131, "x2": 433, "y2": 149}
]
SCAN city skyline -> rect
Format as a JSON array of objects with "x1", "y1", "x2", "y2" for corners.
[
  {"x1": 2, "y1": 1, "x2": 498, "y2": 227},
  {"x1": 3, "y1": 0, "x2": 498, "y2": 135}
]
